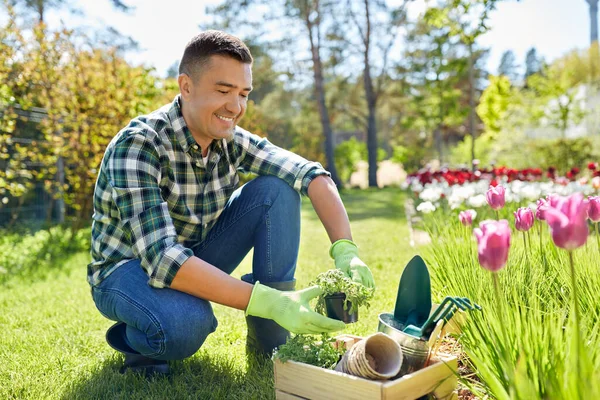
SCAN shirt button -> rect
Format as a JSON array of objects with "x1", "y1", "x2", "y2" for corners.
[
  {"x1": 195, "y1": 161, "x2": 201, "y2": 167},
  {"x1": 193, "y1": 144, "x2": 199, "y2": 150}
]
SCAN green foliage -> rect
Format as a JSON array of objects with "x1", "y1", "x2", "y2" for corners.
[
  {"x1": 449, "y1": 132, "x2": 495, "y2": 166},
  {"x1": 525, "y1": 64, "x2": 587, "y2": 136},
  {"x1": 310, "y1": 269, "x2": 374, "y2": 315},
  {"x1": 0, "y1": 16, "x2": 175, "y2": 230},
  {"x1": 391, "y1": 144, "x2": 426, "y2": 172},
  {"x1": 273, "y1": 334, "x2": 345, "y2": 369},
  {"x1": 477, "y1": 75, "x2": 514, "y2": 136},
  {"x1": 529, "y1": 137, "x2": 596, "y2": 174},
  {"x1": 334, "y1": 138, "x2": 366, "y2": 184},
  {"x1": 424, "y1": 0, "x2": 501, "y2": 46},
  {"x1": 397, "y1": 17, "x2": 470, "y2": 163},
  {"x1": 0, "y1": 225, "x2": 90, "y2": 285}
]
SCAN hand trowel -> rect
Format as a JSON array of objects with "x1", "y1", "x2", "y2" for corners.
[{"x1": 393, "y1": 255, "x2": 432, "y2": 333}]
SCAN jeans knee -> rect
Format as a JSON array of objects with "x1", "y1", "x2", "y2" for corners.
[
  {"x1": 255, "y1": 176, "x2": 300, "y2": 208},
  {"x1": 151, "y1": 309, "x2": 218, "y2": 360}
]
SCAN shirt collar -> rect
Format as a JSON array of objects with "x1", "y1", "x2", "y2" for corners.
[
  {"x1": 168, "y1": 94, "x2": 226, "y2": 154},
  {"x1": 168, "y1": 94, "x2": 198, "y2": 153}
]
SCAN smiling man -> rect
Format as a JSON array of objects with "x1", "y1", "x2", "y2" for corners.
[{"x1": 88, "y1": 30, "x2": 375, "y2": 375}]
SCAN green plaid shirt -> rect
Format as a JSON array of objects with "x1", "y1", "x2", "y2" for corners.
[{"x1": 88, "y1": 95, "x2": 329, "y2": 289}]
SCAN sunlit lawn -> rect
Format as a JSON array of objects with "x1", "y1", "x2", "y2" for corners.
[{"x1": 0, "y1": 188, "x2": 420, "y2": 400}]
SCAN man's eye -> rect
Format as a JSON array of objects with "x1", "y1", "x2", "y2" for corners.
[
  {"x1": 218, "y1": 90, "x2": 228, "y2": 94},
  {"x1": 240, "y1": 94, "x2": 248, "y2": 98}
]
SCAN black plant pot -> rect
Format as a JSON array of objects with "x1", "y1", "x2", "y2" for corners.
[{"x1": 324, "y1": 293, "x2": 358, "y2": 323}]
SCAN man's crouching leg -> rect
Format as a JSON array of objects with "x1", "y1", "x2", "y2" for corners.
[{"x1": 92, "y1": 259, "x2": 218, "y2": 376}]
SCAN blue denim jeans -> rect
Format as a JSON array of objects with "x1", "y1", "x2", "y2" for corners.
[{"x1": 91, "y1": 176, "x2": 301, "y2": 360}]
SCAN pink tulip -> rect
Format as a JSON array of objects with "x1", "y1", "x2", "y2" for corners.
[
  {"x1": 546, "y1": 194, "x2": 560, "y2": 208},
  {"x1": 536, "y1": 198, "x2": 548, "y2": 221},
  {"x1": 543, "y1": 193, "x2": 589, "y2": 251},
  {"x1": 588, "y1": 196, "x2": 600, "y2": 223},
  {"x1": 473, "y1": 220, "x2": 511, "y2": 272},
  {"x1": 486, "y1": 185, "x2": 506, "y2": 210},
  {"x1": 514, "y1": 207, "x2": 534, "y2": 231},
  {"x1": 459, "y1": 209, "x2": 477, "y2": 226}
]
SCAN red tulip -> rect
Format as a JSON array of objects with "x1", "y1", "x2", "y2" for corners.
[
  {"x1": 588, "y1": 196, "x2": 600, "y2": 223},
  {"x1": 514, "y1": 207, "x2": 534, "y2": 231},
  {"x1": 473, "y1": 220, "x2": 511, "y2": 272},
  {"x1": 486, "y1": 185, "x2": 506, "y2": 210},
  {"x1": 459, "y1": 209, "x2": 477, "y2": 226},
  {"x1": 543, "y1": 193, "x2": 589, "y2": 250}
]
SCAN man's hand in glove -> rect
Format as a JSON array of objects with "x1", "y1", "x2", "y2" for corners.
[
  {"x1": 245, "y1": 283, "x2": 346, "y2": 334},
  {"x1": 329, "y1": 239, "x2": 375, "y2": 289}
]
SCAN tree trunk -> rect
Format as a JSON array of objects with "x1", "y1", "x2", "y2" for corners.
[
  {"x1": 468, "y1": 44, "x2": 476, "y2": 170},
  {"x1": 362, "y1": 0, "x2": 378, "y2": 188},
  {"x1": 589, "y1": 0, "x2": 599, "y2": 44},
  {"x1": 588, "y1": 1, "x2": 600, "y2": 86},
  {"x1": 434, "y1": 127, "x2": 443, "y2": 162},
  {"x1": 304, "y1": 2, "x2": 341, "y2": 186},
  {"x1": 36, "y1": 0, "x2": 45, "y2": 24},
  {"x1": 56, "y1": 155, "x2": 65, "y2": 224}
]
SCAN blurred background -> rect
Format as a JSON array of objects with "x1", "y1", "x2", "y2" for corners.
[{"x1": 1, "y1": 0, "x2": 599, "y2": 231}]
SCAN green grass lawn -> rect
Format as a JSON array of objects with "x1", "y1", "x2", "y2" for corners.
[{"x1": 0, "y1": 188, "x2": 419, "y2": 400}]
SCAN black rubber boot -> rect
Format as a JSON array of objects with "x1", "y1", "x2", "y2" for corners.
[
  {"x1": 242, "y1": 273, "x2": 296, "y2": 358},
  {"x1": 106, "y1": 322, "x2": 170, "y2": 376}
]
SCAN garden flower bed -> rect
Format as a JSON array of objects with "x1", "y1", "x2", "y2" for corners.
[{"x1": 409, "y1": 164, "x2": 600, "y2": 398}]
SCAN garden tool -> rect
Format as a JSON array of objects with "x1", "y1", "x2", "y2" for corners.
[
  {"x1": 424, "y1": 319, "x2": 445, "y2": 367},
  {"x1": 393, "y1": 255, "x2": 432, "y2": 330},
  {"x1": 404, "y1": 296, "x2": 481, "y2": 339}
]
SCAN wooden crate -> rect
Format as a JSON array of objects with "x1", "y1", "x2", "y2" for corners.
[{"x1": 274, "y1": 335, "x2": 458, "y2": 400}]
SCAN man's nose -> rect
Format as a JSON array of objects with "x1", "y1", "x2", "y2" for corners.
[{"x1": 225, "y1": 96, "x2": 242, "y2": 115}]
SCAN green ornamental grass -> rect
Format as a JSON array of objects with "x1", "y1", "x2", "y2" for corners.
[{"x1": 423, "y1": 192, "x2": 600, "y2": 399}]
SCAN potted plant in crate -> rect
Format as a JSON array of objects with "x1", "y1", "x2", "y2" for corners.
[
  {"x1": 273, "y1": 333, "x2": 347, "y2": 369},
  {"x1": 311, "y1": 269, "x2": 375, "y2": 323}
]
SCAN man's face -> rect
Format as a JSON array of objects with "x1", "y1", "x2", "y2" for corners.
[{"x1": 179, "y1": 55, "x2": 252, "y2": 149}]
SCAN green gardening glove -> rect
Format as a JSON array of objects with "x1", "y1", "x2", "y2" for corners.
[
  {"x1": 330, "y1": 239, "x2": 375, "y2": 289},
  {"x1": 246, "y1": 283, "x2": 346, "y2": 334}
]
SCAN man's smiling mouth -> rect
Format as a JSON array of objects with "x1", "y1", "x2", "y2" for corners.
[{"x1": 215, "y1": 113, "x2": 235, "y2": 122}]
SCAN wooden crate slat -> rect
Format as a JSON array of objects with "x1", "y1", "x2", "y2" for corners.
[
  {"x1": 274, "y1": 359, "x2": 381, "y2": 400},
  {"x1": 275, "y1": 389, "x2": 307, "y2": 399},
  {"x1": 381, "y1": 356, "x2": 458, "y2": 400}
]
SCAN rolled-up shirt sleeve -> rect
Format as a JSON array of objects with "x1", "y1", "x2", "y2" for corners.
[
  {"x1": 106, "y1": 133, "x2": 193, "y2": 288},
  {"x1": 234, "y1": 128, "x2": 330, "y2": 195}
]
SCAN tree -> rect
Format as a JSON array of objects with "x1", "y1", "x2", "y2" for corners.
[
  {"x1": 207, "y1": 0, "x2": 342, "y2": 185},
  {"x1": 498, "y1": 50, "x2": 518, "y2": 83},
  {"x1": 0, "y1": 14, "x2": 167, "y2": 229},
  {"x1": 7, "y1": 0, "x2": 133, "y2": 23},
  {"x1": 336, "y1": 0, "x2": 408, "y2": 187},
  {"x1": 398, "y1": 18, "x2": 470, "y2": 163},
  {"x1": 526, "y1": 65, "x2": 587, "y2": 138},
  {"x1": 524, "y1": 47, "x2": 542, "y2": 80},
  {"x1": 425, "y1": 0, "x2": 511, "y2": 169},
  {"x1": 166, "y1": 60, "x2": 179, "y2": 79},
  {"x1": 587, "y1": 0, "x2": 599, "y2": 45}
]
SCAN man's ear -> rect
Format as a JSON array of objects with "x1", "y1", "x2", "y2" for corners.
[{"x1": 178, "y1": 73, "x2": 192, "y2": 99}]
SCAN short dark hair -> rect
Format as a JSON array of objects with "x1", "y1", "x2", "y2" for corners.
[{"x1": 179, "y1": 30, "x2": 253, "y2": 79}]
